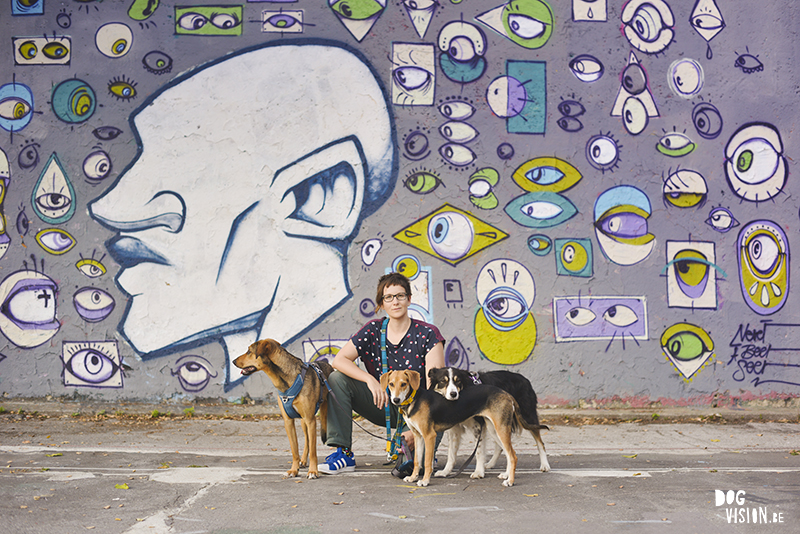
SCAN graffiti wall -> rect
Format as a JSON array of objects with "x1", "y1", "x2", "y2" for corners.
[{"x1": 0, "y1": 0, "x2": 797, "y2": 407}]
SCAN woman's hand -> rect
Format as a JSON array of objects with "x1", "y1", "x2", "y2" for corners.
[{"x1": 367, "y1": 376, "x2": 388, "y2": 410}]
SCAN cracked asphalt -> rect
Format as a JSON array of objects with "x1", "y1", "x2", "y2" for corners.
[{"x1": 1, "y1": 408, "x2": 798, "y2": 534}]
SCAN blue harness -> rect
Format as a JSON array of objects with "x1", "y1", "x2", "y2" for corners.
[{"x1": 278, "y1": 362, "x2": 326, "y2": 419}]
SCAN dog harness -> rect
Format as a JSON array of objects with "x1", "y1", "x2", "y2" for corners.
[
  {"x1": 278, "y1": 362, "x2": 326, "y2": 420},
  {"x1": 469, "y1": 372, "x2": 482, "y2": 385}
]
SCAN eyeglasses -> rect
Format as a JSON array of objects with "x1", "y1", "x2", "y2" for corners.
[{"x1": 382, "y1": 293, "x2": 408, "y2": 303}]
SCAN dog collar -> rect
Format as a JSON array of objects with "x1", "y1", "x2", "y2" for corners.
[
  {"x1": 397, "y1": 389, "x2": 416, "y2": 415},
  {"x1": 470, "y1": 372, "x2": 482, "y2": 385}
]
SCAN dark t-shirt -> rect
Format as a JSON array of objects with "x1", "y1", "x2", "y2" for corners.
[{"x1": 351, "y1": 318, "x2": 445, "y2": 381}]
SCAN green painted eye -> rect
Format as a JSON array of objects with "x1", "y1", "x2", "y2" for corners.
[
  {"x1": 128, "y1": 0, "x2": 160, "y2": 21},
  {"x1": 19, "y1": 41, "x2": 38, "y2": 59},
  {"x1": 42, "y1": 42, "x2": 69, "y2": 59},
  {"x1": 657, "y1": 132, "x2": 696, "y2": 157},
  {"x1": 330, "y1": 0, "x2": 383, "y2": 20},
  {"x1": 660, "y1": 323, "x2": 714, "y2": 361},
  {"x1": 737, "y1": 150, "x2": 753, "y2": 173},
  {"x1": 501, "y1": 0, "x2": 553, "y2": 49},
  {"x1": 404, "y1": 170, "x2": 442, "y2": 194}
]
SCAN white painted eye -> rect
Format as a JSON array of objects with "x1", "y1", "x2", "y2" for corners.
[
  {"x1": 439, "y1": 143, "x2": 476, "y2": 166},
  {"x1": 603, "y1": 305, "x2": 637, "y2": 327},
  {"x1": 439, "y1": 100, "x2": 475, "y2": 120},
  {"x1": 360, "y1": 238, "x2": 382, "y2": 266},
  {"x1": 427, "y1": 212, "x2": 474, "y2": 261},
  {"x1": 439, "y1": 121, "x2": 479, "y2": 143},
  {"x1": 622, "y1": 97, "x2": 648, "y2": 135},
  {"x1": 669, "y1": 59, "x2": 704, "y2": 99},
  {"x1": 507, "y1": 14, "x2": 546, "y2": 39},
  {"x1": 565, "y1": 307, "x2": 596, "y2": 326}
]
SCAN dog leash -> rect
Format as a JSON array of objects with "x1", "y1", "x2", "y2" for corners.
[{"x1": 381, "y1": 317, "x2": 406, "y2": 462}]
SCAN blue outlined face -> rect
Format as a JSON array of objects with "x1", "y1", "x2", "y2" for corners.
[{"x1": 88, "y1": 44, "x2": 395, "y2": 358}]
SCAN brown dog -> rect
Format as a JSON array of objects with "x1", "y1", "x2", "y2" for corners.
[
  {"x1": 234, "y1": 339, "x2": 333, "y2": 479},
  {"x1": 381, "y1": 369, "x2": 522, "y2": 487}
]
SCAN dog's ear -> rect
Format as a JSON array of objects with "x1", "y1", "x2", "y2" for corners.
[
  {"x1": 380, "y1": 371, "x2": 390, "y2": 391},
  {"x1": 407, "y1": 370, "x2": 421, "y2": 391}
]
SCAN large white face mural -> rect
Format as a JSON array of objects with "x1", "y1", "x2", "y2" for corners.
[{"x1": 89, "y1": 43, "x2": 396, "y2": 384}]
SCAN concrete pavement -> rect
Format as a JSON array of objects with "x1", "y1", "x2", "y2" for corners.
[{"x1": 0, "y1": 403, "x2": 798, "y2": 533}]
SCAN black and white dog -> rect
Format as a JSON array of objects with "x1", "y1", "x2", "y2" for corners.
[{"x1": 429, "y1": 367, "x2": 550, "y2": 478}]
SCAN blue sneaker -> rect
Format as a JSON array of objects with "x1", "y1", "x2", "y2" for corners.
[{"x1": 318, "y1": 447, "x2": 355, "y2": 474}]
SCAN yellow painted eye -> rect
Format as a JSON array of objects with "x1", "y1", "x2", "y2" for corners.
[
  {"x1": 76, "y1": 258, "x2": 107, "y2": 278},
  {"x1": 42, "y1": 42, "x2": 69, "y2": 59},
  {"x1": 673, "y1": 250, "x2": 708, "y2": 287},
  {"x1": 19, "y1": 41, "x2": 38, "y2": 59},
  {"x1": 513, "y1": 156, "x2": 582, "y2": 193},
  {"x1": 36, "y1": 228, "x2": 76, "y2": 255},
  {"x1": 69, "y1": 88, "x2": 94, "y2": 117},
  {"x1": 108, "y1": 78, "x2": 137, "y2": 101},
  {"x1": 561, "y1": 242, "x2": 588, "y2": 272},
  {"x1": 0, "y1": 99, "x2": 31, "y2": 120}
]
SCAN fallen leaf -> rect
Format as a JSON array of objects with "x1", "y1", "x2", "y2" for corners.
[
  {"x1": 115, "y1": 483, "x2": 129, "y2": 490},
  {"x1": 607, "y1": 503, "x2": 616, "y2": 506},
  {"x1": 86, "y1": 527, "x2": 95, "y2": 530},
  {"x1": 399, "y1": 515, "x2": 407, "y2": 519},
  {"x1": 291, "y1": 505, "x2": 297, "y2": 508},
  {"x1": 524, "y1": 494, "x2": 539, "y2": 497},
  {"x1": 115, "y1": 518, "x2": 121, "y2": 521},
  {"x1": 104, "y1": 505, "x2": 111, "y2": 510},
  {"x1": 711, "y1": 439, "x2": 720, "y2": 442},
  {"x1": 619, "y1": 485, "x2": 624, "y2": 489},
  {"x1": 633, "y1": 473, "x2": 642, "y2": 476},
  {"x1": 46, "y1": 453, "x2": 62, "y2": 457},
  {"x1": 338, "y1": 492, "x2": 345, "y2": 495},
  {"x1": 20, "y1": 505, "x2": 27, "y2": 509},
  {"x1": 333, "y1": 501, "x2": 344, "y2": 505},
  {"x1": 622, "y1": 454, "x2": 637, "y2": 458}
]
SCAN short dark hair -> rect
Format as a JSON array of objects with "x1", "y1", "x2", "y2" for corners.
[{"x1": 375, "y1": 272, "x2": 412, "y2": 313}]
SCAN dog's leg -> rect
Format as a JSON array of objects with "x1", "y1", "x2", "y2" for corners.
[
  {"x1": 418, "y1": 431, "x2": 437, "y2": 487},
  {"x1": 485, "y1": 431, "x2": 502, "y2": 470},
  {"x1": 471, "y1": 420, "x2": 489, "y2": 479},
  {"x1": 435, "y1": 427, "x2": 460, "y2": 477},
  {"x1": 319, "y1": 400, "x2": 328, "y2": 445},
  {"x1": 304, "y1": 414, "x2": 320, "y2": 479},
  {"x1": 281, "y1": 411, "x2": 302, "y2": 478},
  {"x1": 488, "y1": 416, "x2": 517, "y2": 487},
  {"x1": 403, "y1": 429, "x2": 424, "y2": 485},
  {"x1": 530, "y1": 428, "x2": 551, "y2": 472}
]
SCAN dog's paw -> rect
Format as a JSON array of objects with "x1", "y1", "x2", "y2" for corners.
[
  {"x1": 434, "y1": 470, "x2": 449, "y2": 478},
  {"x1": 498, "y1": 472, "x2": 509, "y2": 480},
  {"x1": 404, "y1": 475, "x2": 418, "y2": 483},
  {"x1": 502, "y1": 479, "x2": 514, "y2": 487},
  {"x1": 284, "y1": 471, "x2": 299, "y2": 478},
  {"x1": 469, "y1": 471, "x2": 485, "y2": 479},
  {"x1": 540, "y1": 463, "x2": 551, "y2": 473},
  {"x1": 307, "y1": 471, "x2": 319, "y2": 480},
  {"x1": 417, "y1": 480, "x2": 430, "y2": 487}
]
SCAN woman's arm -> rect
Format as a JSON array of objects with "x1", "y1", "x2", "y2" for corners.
[
  {"x1": 331, "y1": 339, "x2": 388, "y2": 410},
  {"x1": 424, "y1": 341, "x2": 445, "y2": 388}
]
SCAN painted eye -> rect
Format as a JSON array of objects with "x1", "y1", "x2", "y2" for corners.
[
  {"x1": 266, "y1": 13, "x2": 300, "y2": 30},
  {"x1": 513, "y1": 157, "x2": 582, "y2": 193},
  {"x1": 0, "y1": 98, "x2": 31, "y2": 120},
  {"x1": 725, "y1": 123, "x2": 786, "y2": 202},
  {"x1": 36, "y1": 228, "x2": 76, "y2": 255},
  {"x1": 672, "y1": 250, "x2": 711, "y2": 295},
  {"x1": 747, "y1": 234, "x2": 780, "y2": 275},
  {"x1": 565, "y1": 307, "x2": 596, "y2": 327},
  {"x1": 621, "y1": 0, "x2": 674, "y2": 54},
  {"x1": 73, "y1": 287, "x2": 115, "y2": 322},
  {"x1": 505, "y1": 192, "x2": 578, "y2": 228},
  {"x1": 507, "y1": 14, "x2": 545, "y2": 39},
  {"x1": 34, "y1": 191, "x2": 71, "y2": 215},
  {"x1": 663, "y1": 169, "x2": 707, "y2": 209},
  {"x1": 172, "y1": 356, "x2": 217, "y2": 392},
  {"x1": 403, "y1": 131, "x2": 429, "y2": 160},
  {"x1": 468, "y1": 168, "x2": 499, "y2": 210},
  {"x1": 17, "y1": 141, "x2": 40, "y2": 169},
  {"x1": 360, "y1": 238, "x2": 382, "y2": 266},
  {"x1": 394, "y1": 67, "x2": 432, "y2": 91},
  {"x1": 568, "y1": 54, "x2": 604, "y2": 82},
  {"x1": 621, "y1": 63, "x2": 647, "y2": 95},
  {"x1": 557, "y1": 100, "x2": 585, "y2": 117},
  {"x1": 427, "y1": 211, "x2": 474, "y2": 261},
  {"x1": 56, "y1": 12, "x2": 72, "y2": 29},
  {"x1": 83, "y1": 150, "x2": 112, "y2": 181},
  {"x1": 669, "y1": 59, "x2": 704, "y2": 99},
  {"x1": 527, "y1": 235, "x2": 552, "y2": 256},
  {"x1": 51, "y1": 79, "x2": 96, "y2": 123},
  {"x1": 439, "y1": 121, "x2": 479, "y2": 144},
  {"x1": 692, "y1": 102, "x2": 723, "y2": 140},
  {"x1": 42, "y1": 42, "x2": 69, "y2": 59},
  {"x1": 92, "y1": 126, "x2": 122, "y2": 141},
  {"x1": 602, "y1": 305, "x2": 637, "y2": 327},
  {"x1": 485, "y1": 291, "x2": 527, "y2": 321},
  {"x1": 447, "y1": 37, "x2": 477, "y2": 61},
  {"x1": 33, "y1": 153, "x2": 76, "y2": 224},
  {"x1": 657, "y1": 132, "x2": 695, "y2": 157},
  {"x1": 142, "y1": 51, "x2": 173, "y2": 75},
  {"x1": 211, "y1": 13, "x2": 240, "y2": 29},
  {"x1": 65, "y1": 348, "x2": 119, "y2": 384},
  {"x1": 331, "y1": 0, "x2": 383, "y2": 20},
  {"x1": 439, "y1": 100, "x2": 475, "y2": 120},
  {"x1": 392, "y1": 254, "x2": 420, "y2": 279},
  {"x1": 108, "y1": 78, "x2": 137, "y2": 101},
  {"x1": 178, "y1": 13, "x2": 207, "y2": 30},
  {"x1": 439, "y1": 143, "x2": 476, "y2": 166},
  {"x1": 665, "y1": 331, "x2": 705, "y2": 361},
  {"x1": 557, "y1": 117, "x2": 583, "y2": 132},
  {"x1": 16, "y1": 207, "x2": 29, "y2": 236},
  {"x1": 19, "y1": 41, "x2": 38, "y2": 59},
  {"x1": 593, "y1": 185, "x2": 655, "y2": 266},
  {"x1": 76, "y1": 258, "x2": 107, "y2": 278},
  {"x1": 705, "y1": 207, "x2": 739, "y2": 233},
  {"x1": 691, "y1": 13, "x2": 724, "y2": 32},
  {"x1": 735, "y1": 53, "x2": 763, "y2": 74},
  {"x1": 622, "y1": 97, "x2": 648, "y2": 135},
  {"x1": 95, "y1": 23, "x2": 133, "y2": 58},
  {"x1": 404, "y1": 170, "x2": 442, "y2": 194},
  {"x1": 497, "y1": 143, "x2": 514, "y2": 160},
  {"x1": 738, "y1": 221, "x2": 789, "y2": 315},
  {"x1": 586, "y1": 134, "x2": 621, "y2": 172},
  {"x1": 560, "y1": 241, "x2": 590, "y2": 274}
]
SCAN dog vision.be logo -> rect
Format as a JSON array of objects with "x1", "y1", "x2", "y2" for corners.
[{"x1": 715, "y1": 490, "x2": 784, "y2": 524}]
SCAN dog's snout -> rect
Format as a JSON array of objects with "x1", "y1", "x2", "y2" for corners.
[{"x1": 391, "y1": 396, "x2": 402, "y2": 405}]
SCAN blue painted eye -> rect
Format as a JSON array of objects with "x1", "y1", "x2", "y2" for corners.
[
  {"x1": 527, "y1": 234, "x2": 552, "y2": 256},
  {"x1": 505, "y1": 192, "x2": 577, "y2": 229},
  {"x1": 525, "y1": 166, "x2": 564, "y2": 186}
]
